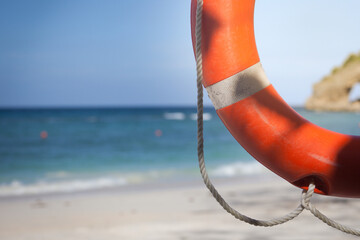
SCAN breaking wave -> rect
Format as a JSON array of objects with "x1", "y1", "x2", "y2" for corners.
[
  {"x1": 0, "y1": 177, "x2": 127, "y2": 197},
  {"x1": 211, "y1": 161, "x2": 265, "y2": 177},
  {"x1": 164, "y1": 112, "x2": 186, "y2": 120}
]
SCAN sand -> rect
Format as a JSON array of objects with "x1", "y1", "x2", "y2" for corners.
[{"x1": 0, "y1": 174, "x2": 359, "y2": 240}]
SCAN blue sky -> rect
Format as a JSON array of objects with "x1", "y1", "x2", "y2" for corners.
[{"x1": 1, "y1": 0, "x2": 360, "y2": 107}]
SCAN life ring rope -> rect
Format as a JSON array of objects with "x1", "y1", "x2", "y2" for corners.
[{"x1": 194, "y1": 0, "x2": 360, "y2": 236}]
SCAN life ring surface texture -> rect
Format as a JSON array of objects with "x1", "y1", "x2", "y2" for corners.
[{"x1": 191, "y1": 0, "x2": 360, "y2": 197}]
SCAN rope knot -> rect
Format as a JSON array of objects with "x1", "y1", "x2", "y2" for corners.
[{"x1": 301, "y1": 182, "x2": 315, "y2": 210}]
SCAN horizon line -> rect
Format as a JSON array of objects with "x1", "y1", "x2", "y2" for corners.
[{"x1": 0, "y1": 104, "x2": 306, "y2": 110}]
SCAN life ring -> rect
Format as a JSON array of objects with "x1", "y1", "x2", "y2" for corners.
[{"x1": 191, "y1": 0, "x2": 360, "y2": 198}]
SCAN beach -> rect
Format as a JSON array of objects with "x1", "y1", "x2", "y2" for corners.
[
  {"x1": 1, "y1": 174, "x2": 359, "y2": 240},
  {"x1": 1, "y1": 108, "x2": 360, "y2": 239},
  {"x1": 2, "y1": 0, "x2": 360, "y2": 238}
]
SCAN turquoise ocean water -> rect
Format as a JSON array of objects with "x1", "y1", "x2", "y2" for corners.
[{"x1": 0, "y1": 107, "x2": 360, "y2": 197}]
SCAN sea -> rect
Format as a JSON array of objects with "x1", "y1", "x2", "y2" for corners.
[{"x1": 0, "y1": 107, "x2": 360, "y2": 197}]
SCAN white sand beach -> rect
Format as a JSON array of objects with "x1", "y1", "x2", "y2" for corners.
[{"x1": 0, "y1": 174, "x2": 359, "y2": 240}]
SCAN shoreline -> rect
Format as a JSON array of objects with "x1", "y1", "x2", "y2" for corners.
[
  {"x1": 0, "y1": 163, "x2": 273, "y2": 201},
  {"x1": 0, "y1": 174, "x2": 359, "y2": 239},
  {"x1": 0, "y1": 172, "x2": 275, "y2": 201}
]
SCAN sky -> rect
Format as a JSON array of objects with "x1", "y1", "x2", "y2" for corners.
[{"x1": 1, "y1": 0, "x2": 360, "y2": 108}]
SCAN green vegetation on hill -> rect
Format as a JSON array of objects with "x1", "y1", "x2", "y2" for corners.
[
  {"x1": 306, "y1": 50, "x2": 360, "y2": 112},
  {"x1": 332, "y1": 52, "x2": 360, "y2": 75}
]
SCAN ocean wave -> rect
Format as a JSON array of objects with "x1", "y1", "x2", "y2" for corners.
[
  {"x1": 0, "y1": 177, "x2": 127, "y2": 197},
  {"x1": 211, "y1": 161, "x2": 265, "y2": 177},
  {"x1": 0, "y1": 169, "x2": 182, "y2": 197},
  {"x1": 45, "y1": 171, "x2": 70, "y2": 179},
  {"x1": 163, "y1": 112, "x2": 186, "y2": 120},
  {"x1": 190, "y1": 113, "x2": 212, "y2": 121}
]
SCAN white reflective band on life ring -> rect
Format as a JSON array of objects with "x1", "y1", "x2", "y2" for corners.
[{"x1": 205, "y1": 62, "x2": 270, "y2": 110}]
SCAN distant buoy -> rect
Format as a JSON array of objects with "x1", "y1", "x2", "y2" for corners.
[
  {"x1": 155, "y1": 129, "x2": 162, "y2": 137},
  {"x1": 40, "y1": 131, "x2": 48, "y2": 139}
]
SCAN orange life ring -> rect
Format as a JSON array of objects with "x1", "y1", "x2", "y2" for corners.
[{"x1": 191, "y1": 0, "x2": 360, "y2": 198}]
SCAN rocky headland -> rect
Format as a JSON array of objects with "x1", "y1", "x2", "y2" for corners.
[{"x1": 305, "y1": 52, "x2": 360, "y2": 112}]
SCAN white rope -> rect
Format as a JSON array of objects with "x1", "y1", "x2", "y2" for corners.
[
  {"x1": 195, "y1": 0, "x2": 360, "y2": 236},
  {"x1": 195, "y1": 0, "x2": 304, "y2": 227},
  {"x1": 301, "y1": 183, "x2": 360, "y2": 236}
]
